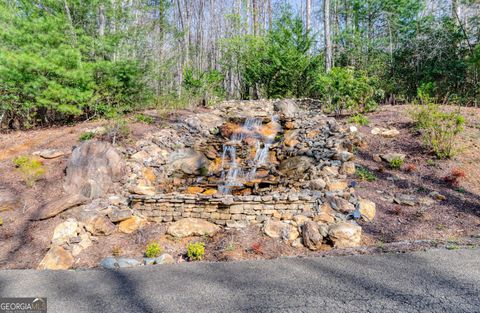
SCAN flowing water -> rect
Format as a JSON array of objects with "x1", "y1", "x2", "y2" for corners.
[{"x1": 219, "y1": 116, "x2": 279, "y2": 194}]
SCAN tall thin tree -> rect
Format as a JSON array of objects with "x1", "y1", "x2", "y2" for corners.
[{"x1": 324, "y1": 0, "x2": 332, "y2": 72}]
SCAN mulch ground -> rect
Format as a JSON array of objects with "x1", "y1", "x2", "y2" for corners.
[{"x1": 0, "y1": 105, "x2": 479, "y2": 269}]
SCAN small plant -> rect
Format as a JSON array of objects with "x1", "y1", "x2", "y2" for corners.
[
  {"x1": 0, "y1": 217, "x2": 3, "y2": 226},
  {"x1": 112, "y1": 245, "x2": 122, "y2": 257},
  {"x1": 13, "y1": 156, "x2": 45, "y2": 187},
  {"x1": 135, "y1": 114, "x2": 154, "y2": 124},
  {"x1": 145, "y1": 242, "x2": 162, "y2": 258},
  {"x1": 104, "y1": 118, "x2": 131, "y2": 144},
  {"x1": 225, "y1": 243, "x2": 236, "y2": 252},
  {"x1": 79, "y1": 131, "x2": 95, "y2": 141},
  {"x1": 376, "y1": 241, "x2": 385, "y2": 251},
  {"x1": 389, "y1": 157, "x2": 404, "y2": 169},
  {"x1": 355, "y1": 166, "x2": 376, "y2": 182},
  {"x1": 444, "y1": 167, "x2": 466, "y2": 187},
  {"x1": 348, "y1": 114, "x2": 370, "y2": 126},
  {"x1": 199, "y1": 166, "x2": 208, "y2": 176},
  {"x1": 426, "y1": 159, "x2": 435, "y2": 166},
  {"x1": 446, "y1": 244, "x2": 460, "y2": 250},
  {"x1": 404, "y1": 163, "x2": 417, "y2": 173},
  {"x1": 187, "y1": 242, "x2": 205, "y2": 261},
  {"x1": 411, "y1": 103, "x2": 464, "y2": 158},
  {"x1": 251, "y1": 242, "x2": 263, "y2": 254}
]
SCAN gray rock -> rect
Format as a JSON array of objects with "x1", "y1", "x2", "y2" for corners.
[
  {"x1": 167, "y1": 218, "x2": 220, "y2": 238},
  {"x1": 33, "y1": 149, "x2": 65, "y2": 159},
  {"x1": 380, "y1": 153, "x2": 406, "y2": 163},
  {"x1": 116, "y1": 258, "x2": 141, "y2": 268},
  {"x1": 183, "y1": 113, "x2": 225, "y2": 137},
  {"x1": 154, "y1": 254, "x2": 175, "y2": 265},
  {"x1": 279, "y1": 156, "x2": 313, "y2": 177},
  {"x1": 334, "y1": 151, "x2": 354, "y2": 162},
  {"x1": 143, "y1": 258, "x2": 157, "y2": 265},
  {"x1": 264, "y1": 220, "x2": 299, "y2": 241},
  {"x1": 394, "y1": 194, "x2": 417, "y2": 206},
  {"x1": 64, "y1": 141, "x2": 125, "y2": 199},
  {"x1": 309, "y1": 178, "x2": 327, "y2": 190},
  {"x1": 328, "y1": 222, "x2": 362, "y2": 248},
  {"x1": 302, "y1": 221, "x2": 323, "y2": 251},
  {"x1": 108, "y1": 208, "x2": 133, "y2": 223},
  {"x1": 273, "y1": 99, "x2": 298, "y2": 118},
  {"x1": 33, "y1": 193, "x2": 89, "y2": 220},
  {"x1": 166, "y1": 148, "x2": 209, "y2": 176},
  {"x1": 100, "y1": 257, "x2": 118, "y2": 269}
]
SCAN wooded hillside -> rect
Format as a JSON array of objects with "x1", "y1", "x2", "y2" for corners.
[{"x1": 1, "y1": 0, "x2": 479, "y2": 128}]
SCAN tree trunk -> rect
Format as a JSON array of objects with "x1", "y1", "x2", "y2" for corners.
[
  {"x1": 452, "y1": 0, "x2": 458, "y2": 23},
  {"x1": 267, "y1": 0, "x2": 272, "y2": 30},
  {"x1": 306, "y1": 0, "x2": 311, "y2": 32},
  {"x1": 252, "y1": 0, "x2": 258, "y2": 35},
  {"x1": 324, "y1": 0, "x2": 332, "y2": 72},
  {"x1": 98, "y1": 4, "x2": 105, "y2": 37}
]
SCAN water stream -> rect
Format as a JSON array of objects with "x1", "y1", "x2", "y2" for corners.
[{"x1": 219, "y1": 116, "x2": 279, "y2": 194}]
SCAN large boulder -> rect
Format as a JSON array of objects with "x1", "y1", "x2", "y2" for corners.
[
  {"x1": 302, "y1": 221, "x2": 323, "y2": 251},
  {"x1": 167, "y1": 218, "x2": 220, "y2": 238},
  {"x1": 263, "y1": 220, "x2": 299, "y2": 241},
  {"x1": 51, "y1": 218, "x2": 78, "y2": 245},
  {"x1": 38, "y1": 246, "x2": 74, "y2": 270},
  {"x1": 328, "y1": 222, "x2": 362, "y2": 248},
  {"x1": 279, "y1": 156, "x2": 313, "y2": 177},
  {"x1": 33, "y1": 193, "x2": 88, "y2": 220},
  {"x1": 358, "y1": 199, "x2": 376, "y2": 221},
  {"x1": 183, "y1": 113, "x2": 225, "y2": 137},
  {"x1": 274, "y1": 99, "x2": 298, "y2": 118},
  {"x1": 64, "y1": 141, "x2": 125, "y2": 199},
  {"x1": 118, "y1": 216, "x2": 146, "y2": 234},
  {"x1": 328, "y1": 197, "x2": 355, "y2": 214},
  {"x1": 86, "y1": 215, "x2": 116, "y2": 236},
  {"x1": 166, "y1": 148, "x2": 209, "y2": 176}
]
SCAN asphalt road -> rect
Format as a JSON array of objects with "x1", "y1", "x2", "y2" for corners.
[{"x1": 0, "y1": 248, "x2": 479, "y2": 313}]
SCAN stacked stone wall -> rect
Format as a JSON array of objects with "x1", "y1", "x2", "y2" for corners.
[{"x1": 130, "y1": 194, "x2": 318, "y2": 227}]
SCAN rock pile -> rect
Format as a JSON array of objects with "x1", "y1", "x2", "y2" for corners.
[
  {"x1": 125, "y1": 99, "x2": 375, "y2": 249},
  {"x1": 38, "y1": 99, "x2": 376, "y2": 269}
]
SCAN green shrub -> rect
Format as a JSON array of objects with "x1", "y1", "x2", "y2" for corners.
[
  {"x1": 187, "y1": 242, "x2": 205, "y2": 261},
  {"x1": 221, "y1": 12, "x2": 318, "y2": 99},
  {"x1": 314, "y1": 67, "x2": 383, "y2": 115},
  {"x1": 79, "y1": 131, "x2": 95, "y2": 141},
  {"x1": 13, "y1": 156, "x2": 45, "y2": 186},
  {"x1": 411, "y1": 103, "x2": 464, "y2": 158},
  {"x1": 103, "y1": 118, "x2": 131, "y2": 144},
  {"x1": 0, "y1": 3, "x2": 151, "y2": 129},
  {"x1": 183, "y1": 67, "x2": 225, "y2": 106},
  {"x1": 355, "y1": 166, "x2": 376, "y2": 181},
  {"x1": 145, "y1": 242, "x2": 162, "y2": 258},
  {"x1": 389, "y1": 157, "x2": 404, "y2": 169},
  {"x1": 135, "y1": 114, "x2": 154, "y2": 124},
  {"x1": 348, "y1": 114, "x2": 370, "y2": 126}
]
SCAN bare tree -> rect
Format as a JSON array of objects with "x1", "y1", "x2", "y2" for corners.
[
  {"x1": 252, "y1": 0, "x2": 258, "y2": 35},
  {"x1": 324, "y1": 0, "x2": 332, "y2": 72},
  {"x1": 306, "y1": 0, "x2": 311, "y2": 32},
  {"x1": 98, "y1": 4, "x2": 105, "y2": 37}
]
